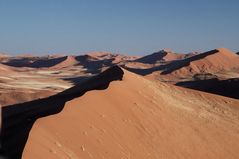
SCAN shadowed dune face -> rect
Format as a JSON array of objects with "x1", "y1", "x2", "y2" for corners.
[
  {"x1": 135, "y1": 50, "x2": 168, "y2": 64},
  {"x1": 176, "y1": 78, "x2": 239, "y2": 99},
  {"x1": 20, "y1": 69, "x2": 239, "y2": 159},
  {"x1": 135, "y1": 50, "x2": 187, "y2": 64},
  {"x1": 75, "y1": 55, "x2": 114, "y2": 73},
  {"x1": 1, "y1": 58, "x2": 33, "y2": 67},
  {"x1": 29, "y1": 56, "x2": 68, "y2": 68},
  {"x1": 0, "y1": 66, "x2": 124, "y2": 159},
  {"x1": 2, "y1": 56, "x2": 68, "y2": 68}
]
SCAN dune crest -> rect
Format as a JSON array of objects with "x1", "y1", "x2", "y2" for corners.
[{"x1": 134, "y1": 49, "x2": 198, "y2": 65}]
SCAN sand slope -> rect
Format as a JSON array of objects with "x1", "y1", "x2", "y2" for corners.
[
  {"x1": 163, "y1": 48, "x2": 239, "y2": 75},
  {"x1": 135, "y1": 49, "x2": 194, "y2": 64},
  {"x1": 22, "y1": 67, "x2": 239, "y2": 159},
  {"x1": 0, "y1": 63, "x2": 15, "y2": 73},
  {"x1": 50, "y1": 56, "x2": 79, "y2": 69}
]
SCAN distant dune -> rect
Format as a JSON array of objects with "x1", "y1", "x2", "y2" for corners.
[
  {"x1": 87, "y1": 52, "x2": 139, "y2": 62},
  {"x1": 87, "y1": 52, "x2": 113, "y2": 60},
  {"x1": 86, "y1": 52, "x2": 139, "y2": 65},
  {"x1": 30, "y1": 56, "x2": 67, "y2": 68},
  {"x1": 135, "y1": 49, "x2": 195, "y2": 64},
  {"x1": 50, "y1": 56, "x2": 79, "y2": 69},
  {"x1": 1, "y1": 55, "x2": 72, "y2": 68},
  {"x1": 1, "y1": 52, "x2": 137, "y2": 69},
  {"x1": 161, "y1": 48, "x2": 239, "y2": 75},
  {"x1": 2, "y1": 66, "x2": 239, "y2": 159},
  {"x1": 123, "y1": 48, "x2": 239, "y2": 77},
  {"x1": 1, "y1": 52, "x2": 135, "y2": 71},
  {"x1": 1, "y1": 57, "x2": 33, "y2": 67},
  {"x1": 74, "y1": 54, "x2": 114, "y2": 73}
]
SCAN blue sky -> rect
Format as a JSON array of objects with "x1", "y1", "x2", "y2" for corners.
[{"x1": 0, "y1": 0, "x2": 238, "y2": 55}]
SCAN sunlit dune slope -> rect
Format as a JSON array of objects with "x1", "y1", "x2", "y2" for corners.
[{"x1": 23, "y1": 67, "x2": 239, "y2": 159}]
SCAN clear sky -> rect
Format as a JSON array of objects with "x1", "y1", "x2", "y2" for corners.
[{"x1": 0, "y1": 0, "x2": 238, "y2": 55}]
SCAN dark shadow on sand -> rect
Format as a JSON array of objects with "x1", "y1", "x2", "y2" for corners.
[
  {"x1": 3, "y1": 56, "x2": 68, "y2": 68},
  {"x1": 62, "y1": 76, "x2": 91, "y2": 85},
  {"x1": 75, "y1": 55, "x2": 114, "y2": 74},
  {"x1": 176, "y1": 78, "x2": 239, "y2": 99}
]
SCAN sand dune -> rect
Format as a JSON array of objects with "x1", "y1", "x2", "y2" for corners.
[
  {"x1": 74, "y1": 55, "x2": 114, "y2": 73},
  {"x1": 1, "y1": 48, "x2": 238, "y2": 105},
  {"x1": 1, "y1": 48, "x2": 239, "y2": 159},
  {"x1": 87, "y1": 52, "x2": 113, "y2": 60},
  {"x1": 2, "y1": 56, "x2": 69, "y2": 68},
  {"x1": 1, "y1": 66, "x2": 124, "y2": 158},
  {"x1": 123, "y1": 48, "x2": 239, "y2": 86},
  {"x1": 29, "y1": 56, "x2": 69, "y2": 68},
  {"x1": 2, "y1": 56, "x2": 38, "y2": 67},
  {"x1": 2, "y1": 66, "x2": 238, "y2": 159},
  {"x1": 162, "y1": 48, "x2": 239, "y2": 75},
  {"x1": 2, "y1": 54, "x2": 110, "y2": 70},
  {"x1": 124, "y1": 48, "x2": 239, "y2": 77},
  {"x1": 50, "y1": 56, "x2": 79, "y2": 69},
  {"x1": 88, "y1": 52, "x2": 139, "y2": 64},
  {"x1": 23, "y1": 67, "x2": 239, "y2": 159},
  {"x1": 135, "y1": 49, "x2": 194, "y2": 64}
]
